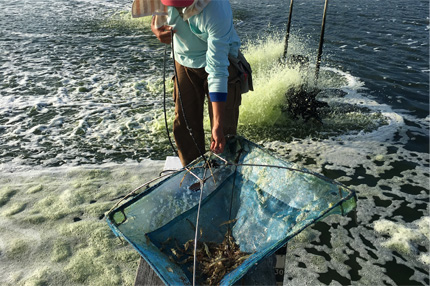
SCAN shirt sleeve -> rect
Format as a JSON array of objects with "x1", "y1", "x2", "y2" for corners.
[{"x1": 203, "y1": 4, "x2": 233, "y2": 102}]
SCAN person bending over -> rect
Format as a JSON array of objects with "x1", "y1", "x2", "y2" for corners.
[{"x1": 151, "y1": 0, "x2": 242, "y2": 167}]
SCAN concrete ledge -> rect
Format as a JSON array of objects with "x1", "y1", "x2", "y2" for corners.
[{"x1": 135, "y1": 258, "x2": 164, "y2": 286}]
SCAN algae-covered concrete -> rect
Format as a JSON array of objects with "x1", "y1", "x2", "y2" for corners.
[{"x1": 0, "y1": 161, "x2": 164, "y2": 286}]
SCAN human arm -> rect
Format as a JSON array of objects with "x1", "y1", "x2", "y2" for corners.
[
  {"x1": 210, "y1": 101, "x2": 226, "y2": 154},
  {"x1": 203, "y1": 4, "x2": 238, "y2": 153}
]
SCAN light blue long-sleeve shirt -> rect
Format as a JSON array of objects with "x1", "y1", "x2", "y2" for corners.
[{"x1": 166, "y1": 0, "x2": 240, "y2": 102}]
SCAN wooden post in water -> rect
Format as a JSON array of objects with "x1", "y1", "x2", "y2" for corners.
[
  {"x1": 283, "y1": 0, "x2": 294, "y2": 59},
  {"x1": 315, "y1": 0, "x2": 329, "y2": 81}
]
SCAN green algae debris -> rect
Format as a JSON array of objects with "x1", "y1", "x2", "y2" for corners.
[
  {"x1": 0, "y1": 162, "x2": 164, "y2": 286},
  {"x1": 24, "y1": 214, "x2": 47, "y2": 225},
  {"x1": 0, "y1": 187, "x2": 17, "y2": 207},
  {"x1": 57, "y1": 220, "x2": 139, "y2": 285},
  {"x1": 64, "y1": 247, "x2": 122, "y2": 285},
  {"x1": 59, "y1": 189, "x2": 85, "y2": 207},
  {"x1": 83, "y1": 201, "x2": 112, "y2": 217},
  {"x1": 26, "y1": 184, "x2": 44, "y2": 194},
  {"x1": 23, "y1": 268, "x2": 49, "y2": 286},
  {"x1": 3, "y1": 202, "x2": 26, "y2": 216},
  {"x1": 7, "y1": 238, "x2": 29, "y2": 259},
  {"x1": 51, "y1": 240, "x2": 72, "y2": 262},
  {"x1": 113, "y1": 249, "x2": 140, "y2": 263}
]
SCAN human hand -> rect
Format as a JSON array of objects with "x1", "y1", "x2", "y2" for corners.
[
  {"x1": 151, "y1": 16, "x2": 174, "y2": 44},
  {"x1": 210, "y1": 125, "x2": 225, "y2": 154}
]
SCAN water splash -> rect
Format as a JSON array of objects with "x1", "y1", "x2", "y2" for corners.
[
  {"x1": 99, "y1": 10, "x2": 152, "y2": 31},
  {"x1": 150, "y1": 32, "x2": 389, "y2": 146}
]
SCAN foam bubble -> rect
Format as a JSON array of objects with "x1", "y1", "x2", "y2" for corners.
[
  {"x1": 419, "y1": 253, "x2": 430, "y2": 266},
  {"x1": 374, "y1": 219, "x2": 424, "y2": 254}
]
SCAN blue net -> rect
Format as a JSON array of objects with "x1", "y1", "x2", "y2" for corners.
[{"x1": 106, "y1": 136, "x2": 357, "y2": 285}]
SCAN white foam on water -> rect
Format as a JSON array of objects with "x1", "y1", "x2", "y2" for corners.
[
  {"x1": 374, "y1": 219, "x2": 426, "y2": 254},
  {"x1": 250, "y1": 52, "x2": 430, "y2": 284},
  {"x1": 271, "y1": 128, "x2": 429, "y2": 285}
]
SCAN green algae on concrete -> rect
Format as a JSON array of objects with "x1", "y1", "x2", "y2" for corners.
[
  {"x1": 26, "y1": 184, "x2": 44, "y2": 195},
  {"x1": 2, "y1": 202, "x2": 26, "y2": 217},
  {"x1": 7, "y1": 238, "x2": 29, "y2": 259},
  {"x1": 23, "y1": 268, "x2": 50, "y2": 286},
  {"x1": 51, "y1": 240, "x2": 72, "y2": 262},
  {"x1": 0, "y1": 161, "x2": 165, "y2": 286},
  {"x1": 0, "y1": 187, "x2": 17, "y2": 207}
]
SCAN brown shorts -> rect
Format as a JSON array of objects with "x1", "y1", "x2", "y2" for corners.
[{"x1": 172, "y1": 60, "x2": 242, "y2": 166}]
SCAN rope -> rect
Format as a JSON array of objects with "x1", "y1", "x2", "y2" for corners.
[
  {"x1": 163, "y1": 43, "x2": 179, "y2": 157},
  {"x1": 168, "y1": 30, "x2": 211, "y2": 286},
  {"x1": 192, "y1": 167, "x2": 208, "y2": 286}
]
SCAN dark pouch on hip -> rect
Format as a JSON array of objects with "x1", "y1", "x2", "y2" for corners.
[{"x1": 229, "y1": 51, "x2": 253, "y2": 94}]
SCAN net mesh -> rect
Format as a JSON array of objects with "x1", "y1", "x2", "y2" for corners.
[{"x1": 107, "y1": 136, "x2": 357, "y2": 285}]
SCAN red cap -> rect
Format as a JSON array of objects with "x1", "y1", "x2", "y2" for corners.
[{"x1": 160, "y1": 0, "x2": 194, "y2": 7}]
